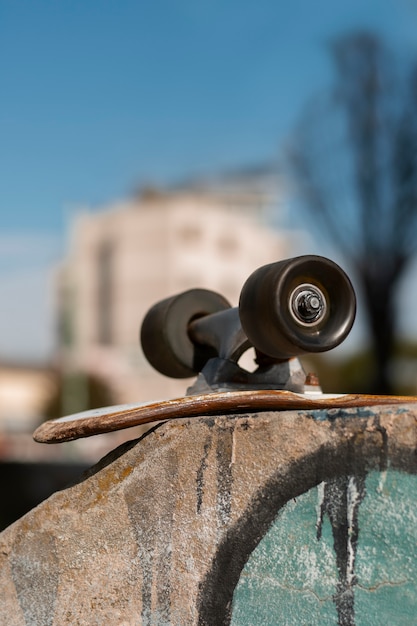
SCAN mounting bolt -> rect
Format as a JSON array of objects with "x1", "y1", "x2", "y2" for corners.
[{"x1": 305, "y1": 372, "x2": 320, "y2": 387}]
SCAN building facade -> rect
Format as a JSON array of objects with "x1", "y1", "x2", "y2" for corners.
[{"x1": 57, "y1": 181, "x2": 296, "y2": 406}]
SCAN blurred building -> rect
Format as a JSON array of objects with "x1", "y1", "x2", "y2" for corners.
[
  {"x1": 0, "y1": 361, "x2": 69, "y2": 463},
  {"x1": 57, "y1": 174, "x2": 297, "y2": 406},
  {"x1": 0, "y1": 362, "x2": 54, "y2": 433}
]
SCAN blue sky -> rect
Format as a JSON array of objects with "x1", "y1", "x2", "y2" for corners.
[{"x1": 1, "y1": 0, "x2": 417, "y2": 361}]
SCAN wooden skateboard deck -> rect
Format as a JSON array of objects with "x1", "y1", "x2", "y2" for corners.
[{"x1": 33, "y1": 390, "x2": 417, "y2": 443}]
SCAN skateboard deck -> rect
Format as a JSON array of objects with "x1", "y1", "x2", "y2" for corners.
[{"x1": 33, "y1": 390, "x2": 417, "y2": 443}]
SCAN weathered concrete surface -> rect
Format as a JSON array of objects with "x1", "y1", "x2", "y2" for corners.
[{"x1": 1, "y1": 405, "x2": 417, "y2": 625}]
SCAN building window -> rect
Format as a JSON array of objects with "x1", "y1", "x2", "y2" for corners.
[
  {"x1": 57, "y1": 283, "x2": 74, "y2": 348},
  {"x1": 218, "y1": 234, "x2": 238, "y2": 256},
  {"x1": 178, "y1": 225, "x2": 201, "y2": 245},
  {"x1": 97, "y1": 241, "x2": 114, "y2": 345}
]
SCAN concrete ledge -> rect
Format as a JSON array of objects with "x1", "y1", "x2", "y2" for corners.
[{"x1": 1, "y1": 405, "x2": 416, "y2": 625}]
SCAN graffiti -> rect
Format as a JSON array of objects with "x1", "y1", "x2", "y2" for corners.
[{"x1": 231, "y1": 470, "x2": 417, "y2": 625}]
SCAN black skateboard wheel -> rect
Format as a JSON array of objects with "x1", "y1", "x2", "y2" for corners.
[
  {"x1": 140, "y1": 289, "x2": 231, "y2": 378},
  {"x1": 239, "y1": 255, "x2": 356, "y2": 359}
]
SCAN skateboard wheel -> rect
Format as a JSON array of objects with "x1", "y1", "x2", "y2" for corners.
[
  {"x1": 239, "y1": 255, "x2": 356, "y2": 359},
  {"x1": 140, "y1": 289, "x2": 231, "y2": 378}
]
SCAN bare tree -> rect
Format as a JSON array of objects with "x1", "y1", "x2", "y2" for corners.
[{"x1": 289, "y1": 32, "x2": 417, "y2": 393}]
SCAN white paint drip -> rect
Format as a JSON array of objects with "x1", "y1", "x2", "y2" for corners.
[
  {"x1": 230, "y1": 425, "x2": 237, "y2": 467},
  {"x1": 316, "y1": 481, "x2": 325, "y2": 534},
  {"x1": 377, "y1": 469, "x2": 387, "y2": 495},
  {"x1": 346, "y1": 476, "x2": 360, "y2": 585}
]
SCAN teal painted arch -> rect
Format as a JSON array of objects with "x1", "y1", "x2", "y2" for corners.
[
  {"x1": 231, "y1": 469, "x2": 417, "y2": 625},
  {"x1": 197, "y1": 421, "x2": 417, "y2": 625}
]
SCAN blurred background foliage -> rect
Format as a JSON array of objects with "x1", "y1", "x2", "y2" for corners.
[
  {"x1": 306, "y1": 340, "x2": 417, "y2": 396},
  {"x1": 42, "y1": 372, "x2": 116, "y2": 423}
]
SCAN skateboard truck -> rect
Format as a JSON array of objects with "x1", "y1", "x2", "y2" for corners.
[{"x1": 140, "y1": 255, "x2": 356, "y2": 395}]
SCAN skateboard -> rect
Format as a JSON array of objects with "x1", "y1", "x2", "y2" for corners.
[{"x1": 33, "y1": 255, "x2": 417, "y2": 444}]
